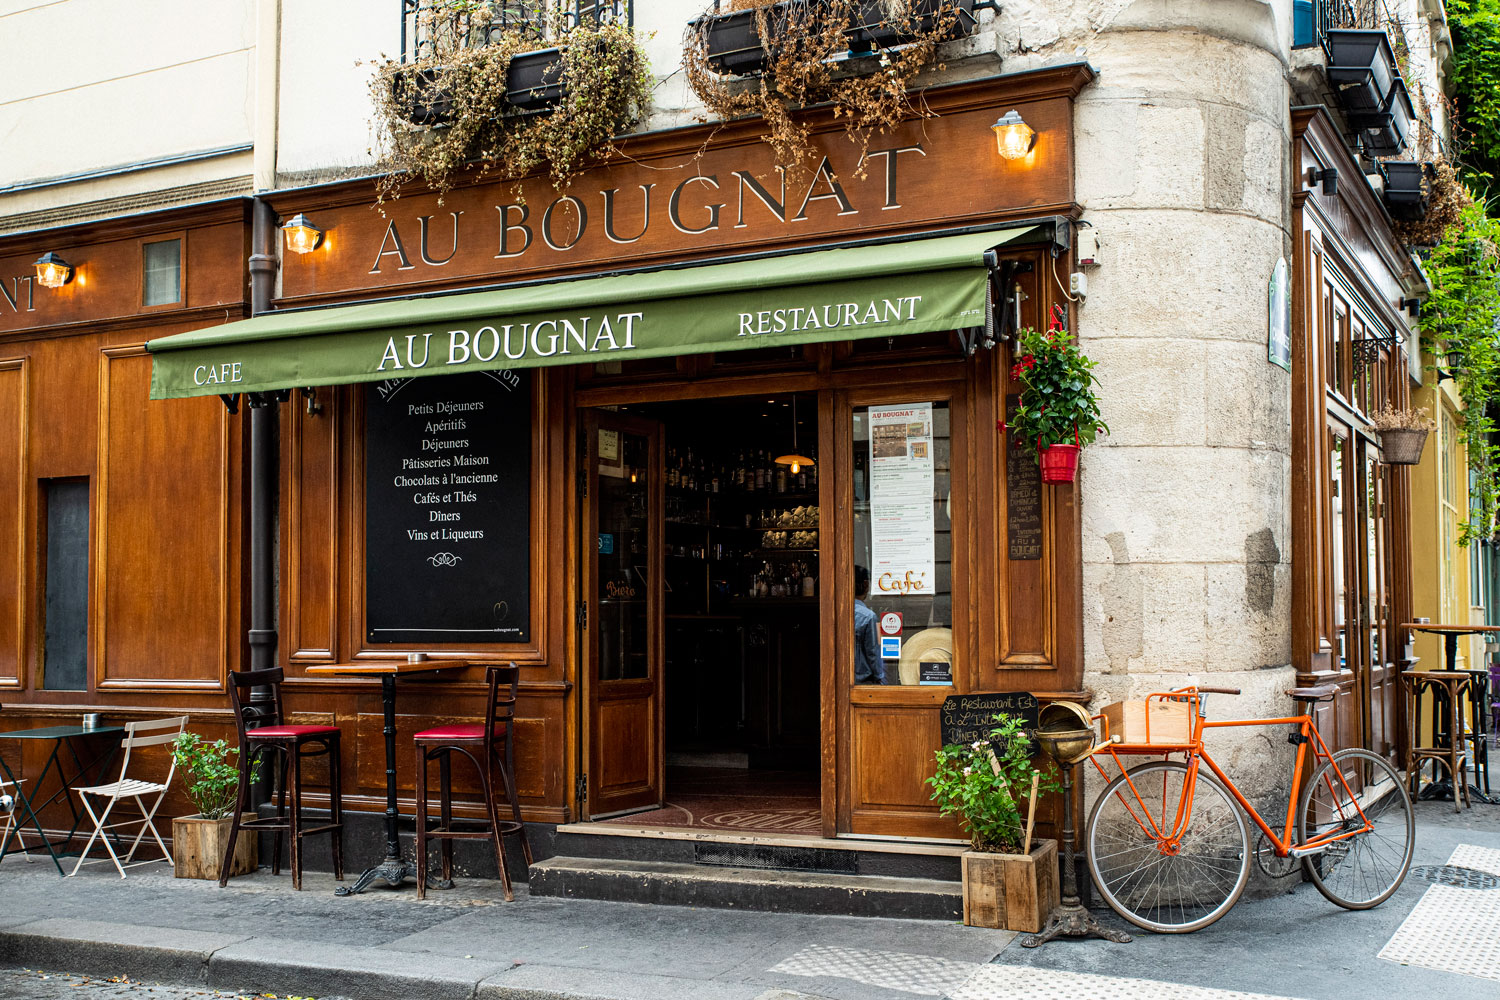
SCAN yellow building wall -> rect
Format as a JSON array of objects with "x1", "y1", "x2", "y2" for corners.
[{"x1": 1407, "y1": 373, "x2": 1480, "y2": 750}]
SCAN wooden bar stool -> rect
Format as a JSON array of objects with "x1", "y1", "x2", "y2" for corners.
[
  {"x1": 413, "y1": 663, "x2": 531, "y2": 901},
  {"x1": 220, "y1": 667, "x2": 344, "y2": 889},
  {"x1": 1403, "y1": 668, "x2": 1472, "y2": 812}
]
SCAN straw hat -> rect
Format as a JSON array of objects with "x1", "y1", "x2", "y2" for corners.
[{"x1": 897, "y1": 627, "x2": 953, "y2": 685}]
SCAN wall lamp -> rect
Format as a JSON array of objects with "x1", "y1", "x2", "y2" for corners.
[
  {"x1": 33, "y1": 252, "x2": 73, "y2": 288},
  {"x1": 281, "y1": 214, "x2": 324, "y2": 255},
  {"x1": 1437, "y1": 348, "x2": 1464, "y2": 383},
  {"x1": 992, "y1": 110, "x2": 1036, "y2": 160},
  {"x1": 1307, "y1": 166, "x2": 1339, "y2": 196}
]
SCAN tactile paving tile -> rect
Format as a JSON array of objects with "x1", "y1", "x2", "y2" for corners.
[
  {"x1": 947, "y1": 965, "x2": 1311, "y2": 1000},
  {"x1": 1379, "y1": 843, "x2": 1500, "y2": 981},
  {"x1": 769, "y1": 944, "x2": 981, "y2": 996}
]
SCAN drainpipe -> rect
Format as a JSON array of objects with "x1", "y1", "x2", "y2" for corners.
[{"x1": 246, "y1": 196, "x2": 280, "y2": 808}]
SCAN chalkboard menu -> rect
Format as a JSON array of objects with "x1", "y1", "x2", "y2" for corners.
[
  {"x1": 1005, "y1": 394, "x2": 1042, "y2": 560},
  {"x1": 365, "y1": 371, "x2": 530, "y2": 644},
  {"x1": 940, "y1": 691, "x2": 1040, "y2": 748}
]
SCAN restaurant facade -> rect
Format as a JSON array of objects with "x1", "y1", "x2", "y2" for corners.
[{"x1": 0, "y1": 0, "x2": 1451, "y2": 881}]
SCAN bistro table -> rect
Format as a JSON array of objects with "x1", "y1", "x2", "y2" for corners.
[
  {"x1": 0, "y1": 723, "x2": 125, "y2": 873},
  {"x1": 304, "y1": 659, "x2": 463, "y2": 895},
  {"x1": 1400, "y1": 622, "x2": 1499, "y2": 805}
]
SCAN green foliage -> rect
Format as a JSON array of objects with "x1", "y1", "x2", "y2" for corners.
[
  {"x1": 1421, "y1": 195, "x2": 1500, "y2": 543},
  {"x1": 926, "y1": 714, "x2": 1058, "y2": 853},
  {"x1": 370, "y1": 11, "x2": 652, "y2": 203},
  {"x1": 171, "y1": 732, "x2": 257, "y2": 821},
  {"x1": 1006, "y1": 324, "x2": 1108, "y2": 460},
  {"x1": 1449, "y1": 1, "x2": 1500, "y2": 196}
]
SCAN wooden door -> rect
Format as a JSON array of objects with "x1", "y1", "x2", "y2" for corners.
[
  {"x1": 1360, "y1": 440, "x2": 1399, "y2": 760},
  {"x1": 581, "y1": 411, "x2": 664, "y2": 817}
]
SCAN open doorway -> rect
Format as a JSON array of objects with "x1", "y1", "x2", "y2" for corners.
[{"x1": 581, "y1": 392, "x2": 821, "y2": 834}]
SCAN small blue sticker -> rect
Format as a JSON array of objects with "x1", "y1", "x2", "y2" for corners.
[
  {"x1": 881, "y1": 636, "x2": 901, "y2": 660},
  {"x1": 598, "y1": 533, "x2": 614, "y2": 554}
]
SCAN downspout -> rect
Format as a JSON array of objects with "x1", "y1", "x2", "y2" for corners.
[{"x1": 247, "y1": 197, "x2": 281, "y2": 809}]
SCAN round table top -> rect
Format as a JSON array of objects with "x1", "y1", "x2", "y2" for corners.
[{"x1": 1401, "y1": 623, "x2": 1500, "y2": 635}]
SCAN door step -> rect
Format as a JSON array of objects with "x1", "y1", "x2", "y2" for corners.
[{"x1": 526, "y1": 857, "x2": 962, "y2": 919}]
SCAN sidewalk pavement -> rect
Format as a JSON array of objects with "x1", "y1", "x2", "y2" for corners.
[{"x1": 0, "y1": 799, "x2": 1495, "y2": 1000}]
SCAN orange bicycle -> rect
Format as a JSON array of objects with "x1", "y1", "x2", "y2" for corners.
[{"x1": 1083, "y1": 684, "x2": 1415, "y2": 934}]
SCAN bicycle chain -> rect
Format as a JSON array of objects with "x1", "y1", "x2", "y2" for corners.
[{"x1": 1255, "y1": 830, "x2": 1301, "y2": 879}]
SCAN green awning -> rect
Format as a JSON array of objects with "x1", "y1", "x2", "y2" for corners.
[{"x1": 147, "y1": 226, "x2": 1038, "y2": 399}]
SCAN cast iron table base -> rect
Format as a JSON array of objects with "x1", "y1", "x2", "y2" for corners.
[{"x1": 1020, "y1": 759, "x2": 1132, "y2": 948}]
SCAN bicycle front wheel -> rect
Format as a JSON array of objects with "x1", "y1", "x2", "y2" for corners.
[
  {"x1": 1087, "y1": 761, "x2": 1251, "y2": 933},
  {"x1": 1296, "y1": 748, "x2": 1414, "y2": 909}
]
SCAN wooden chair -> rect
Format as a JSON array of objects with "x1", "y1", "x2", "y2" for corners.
[
  {"x1": 68, "y1": 716, "x2": 188, "y2": 878},
  {"x1": 220, "y1": 667, "x2": 343, "y2": 890},
  {"x1": 412, "y1": 663, "x2": 532, "y2": 901}
]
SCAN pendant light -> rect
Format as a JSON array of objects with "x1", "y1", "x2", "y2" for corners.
[{"x1": 774, "y1": 395, "x2": 815, "y2": 474}]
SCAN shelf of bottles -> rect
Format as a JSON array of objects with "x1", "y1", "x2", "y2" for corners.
[{"x1": 663, "y1": 446, "x2": 819, "y2": 612}]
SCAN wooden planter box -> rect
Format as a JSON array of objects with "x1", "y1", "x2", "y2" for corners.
[
  {"x1": 961, "y1": 839, "x2": 1059, "y2": 932},
  {"x1": 172, "y1": 814, "x2": 256, "y2": 880}
]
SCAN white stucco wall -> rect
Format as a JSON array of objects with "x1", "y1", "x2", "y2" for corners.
[{"x1": 0, "y1": 0, "x2": 256, "y2": 190}]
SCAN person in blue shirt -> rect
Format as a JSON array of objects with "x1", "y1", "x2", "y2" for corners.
[{"x1": 854, "y1": 565, "x2": 884, "y2": 684}]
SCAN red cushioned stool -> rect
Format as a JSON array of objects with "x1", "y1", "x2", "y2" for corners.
[
  {"x1": 220, "y1": 667, "x2": 343, "y2": 890},
  {"x1": 413, "y1": 663, "x2": 531, "y2": 900}
]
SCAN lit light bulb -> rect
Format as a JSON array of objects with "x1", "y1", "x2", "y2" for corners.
[
  {"x1": 790, "y1": 460, "x2": 801, "y2": 474},
  {"x1": 991, "y1": 110, "x2": 1035, "y2": 161}
]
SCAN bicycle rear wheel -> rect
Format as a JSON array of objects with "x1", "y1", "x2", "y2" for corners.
[
  {"x1": 1086, "y1": 761, "x2": 1251, "y2": 933},
  {"x1": 1297, "y1": 748, "x2": 1414, "y2": 909}
]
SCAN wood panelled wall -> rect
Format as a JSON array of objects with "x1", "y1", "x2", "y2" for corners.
[
  {"x1": 1291, "y1": 109, "x2": 1416, "y2": 759},
  {"x1": 0, "y1": 204, "x2": 253, "y2": 831}
]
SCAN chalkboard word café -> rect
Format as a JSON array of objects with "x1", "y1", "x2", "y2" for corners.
[{"x1": 0, "y1": 66, "x2": 1098, "y2": 894}]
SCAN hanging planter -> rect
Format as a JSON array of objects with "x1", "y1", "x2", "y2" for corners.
[
  {"x1": 1006, "y1": 308, "x2": 1107, "y2": 487},
  {"x1": 1039, "y1": 444, "x2": 1081, "y2": 484},
  {"x1": 1370, "y1": 405, "x2": 1436, "y2": 466},
  {"x1": 391, "y1": 66, "x2": 456, "y2": 126},
  {"x1": 1380, "y1": 428, "x2": 1430, "y2": 465},
  {"x1": 504, "y1": 46, "x2": 567, "y2": 109},
  {"x1": 847, "y1": 0, "x2": 978, "y2": 54}
]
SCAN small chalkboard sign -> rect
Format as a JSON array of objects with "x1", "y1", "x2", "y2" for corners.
[{"x1": 939, "y1": 691, "x2": 1040, "y2": 748}]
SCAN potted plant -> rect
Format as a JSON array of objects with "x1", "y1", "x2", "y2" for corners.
[
  {"x1": 371, "y1": 15, "x2": 652, "y2": 202},
  {"x1": 1007, "y1": 315, "x2": 1108, "y2": 484},
  {"x1": 928, "y1": 714, "x2": 1060, "y2": 931},
  {"x1": 1371, "y1": 404, "x2": 1437, "y2": 465},
  {"x1": 169, "y1": 732, "x2": 259, "y2": 880},
  {"x1": 684, "y1": 0, "x2": 974, "y2": 174},
  {"x1": 1383, "y1": 161, "x2": 1435, "y2": 221}
]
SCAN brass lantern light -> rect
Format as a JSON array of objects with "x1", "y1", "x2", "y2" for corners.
[
  {"x1": 33, "y1": 252, "x2": 73, "y2": 288},
  {"x1": 992, "y1": 110, "x2": 1036, "y2": 161},
  {"x1": 281, "y1": 214, "x2": 324, "y2": 255}
]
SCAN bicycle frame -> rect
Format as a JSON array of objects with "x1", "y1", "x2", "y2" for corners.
[{"x1": 1089, "y1": 689, "x2": 1379, "y2": 859}]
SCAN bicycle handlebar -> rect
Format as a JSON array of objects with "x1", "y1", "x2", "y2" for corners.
[{"x1": 1196, "y1": 686, "x2": 1242, "y2": 695}]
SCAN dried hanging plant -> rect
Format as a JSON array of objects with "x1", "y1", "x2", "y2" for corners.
[
  {"x1": 683, "y1": 0, "x2": 969, "y2": 180},
  {"x1": 369, "y1": 11, "x2": 652, "y2": 204},
  {"x1": 1367, "y1": 404, "x2": 1437, "y2": 432},
  {"x1": 1393, "y1": 158, "x2": 1472, "y2": 248}
]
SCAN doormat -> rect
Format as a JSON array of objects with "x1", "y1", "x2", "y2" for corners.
[{"x1": 599, "y1": 795, "x2": 822, "y2": 835}]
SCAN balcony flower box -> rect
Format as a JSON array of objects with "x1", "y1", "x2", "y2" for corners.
[
  {"x1": 847, "y1": 0, "x2": 977, "y2": 54},
  {"x1": 392, "y1": 67, "x2": 455, "y2": 126},
  {"x1": 505, "y1": 46, "x2": 566, "y2": 110},
  {"x1": 690, "y1": 2, "x2": 788, "y2": 76},
  {"x1": 1348, "y1": 76, "x2": 1414, "y2": 156},
  {"x1": 1382, "y1": 160, "x2": 1434, "y2": 220},
  {"x1": 1325, "y1": 29, "x2": 1397, "y2": 111}
]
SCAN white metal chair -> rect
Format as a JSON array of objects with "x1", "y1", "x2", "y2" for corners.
[
  {"x1": 68, "y1": 716, "x2": 188, "y2": 878},
  {"x1": 0, "y1": 773, "x2": 33, "y2": 863}
]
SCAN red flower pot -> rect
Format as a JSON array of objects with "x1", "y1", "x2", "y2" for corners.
[{"x1": 1039, "y1": 444, "x2": 1080, "y2": 484}]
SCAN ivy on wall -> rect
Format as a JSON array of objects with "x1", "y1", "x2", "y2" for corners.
[
  {"x1": 1449, "y1": 1, "x2": 1500, "y2": 195},
  {"x1": 1420, "y1": 197, "x2": 1500, "y2": 543}
]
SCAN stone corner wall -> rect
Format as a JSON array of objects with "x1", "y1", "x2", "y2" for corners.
[{"x1": 1009, "y1": 2, "x2": 1300, "y2": 745}]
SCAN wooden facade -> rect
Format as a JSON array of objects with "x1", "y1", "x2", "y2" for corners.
[
  {"x1": 0, "y1": 67, "x2": 1099, "y2": 849},
  {"x1": 1290, "y1": 108, "x2": 1418, "y2": 763}
]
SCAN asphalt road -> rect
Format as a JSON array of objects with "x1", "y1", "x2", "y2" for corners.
[{"x1": 0, "y1": 969, "x2": 346, "y2": 1000}]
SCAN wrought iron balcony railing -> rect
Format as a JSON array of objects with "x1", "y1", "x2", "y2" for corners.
[
  {"x1": 1295, "y1": 0, "x2": 1384, "y2": 50},
  {"x1": 400, "y1": 0, "x2": 634, "y2": 63}
]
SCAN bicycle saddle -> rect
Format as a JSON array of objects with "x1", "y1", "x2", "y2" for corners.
[{"x1": 1286, "y1": 685, "x2": 1338, "y2": 702}]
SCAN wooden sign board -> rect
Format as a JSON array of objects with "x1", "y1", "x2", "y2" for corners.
[
  {"x1": 940, "y1": 691, "x2": 1040, "y2": 748},
  {"x1": 364, "y1": 369, "x2": 531, "y2": 643}
]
